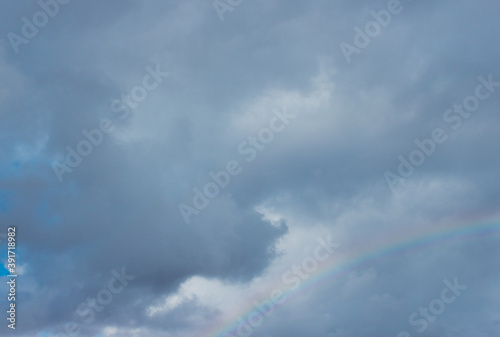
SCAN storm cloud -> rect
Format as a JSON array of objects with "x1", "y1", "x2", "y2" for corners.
[{"x1": 0, "y1": 0, "x2": 499, "y2": 336}]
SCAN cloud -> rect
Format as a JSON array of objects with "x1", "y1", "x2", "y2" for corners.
[{"x1": 0, "y1": 0, "x2": 499, "y2": 336}]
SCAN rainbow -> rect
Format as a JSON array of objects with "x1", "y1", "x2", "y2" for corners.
[{"x1": 197, "y1": 211, "x2": 500, "y2": 337}]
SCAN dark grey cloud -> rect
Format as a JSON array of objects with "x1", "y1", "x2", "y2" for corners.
[{"x1": 0, "y1": 0, "x2": 499, "y2": 336}]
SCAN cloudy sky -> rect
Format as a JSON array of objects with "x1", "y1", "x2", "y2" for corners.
[{"x1": 1, "y1": 0, "x2": 500, "y2": 336}]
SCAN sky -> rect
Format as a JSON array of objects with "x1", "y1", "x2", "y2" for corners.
[{"x1": 1, "y1": 0, "x2": 500, "y2": 336}]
